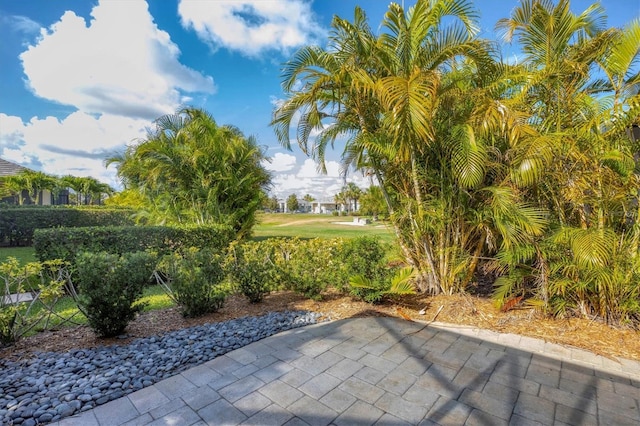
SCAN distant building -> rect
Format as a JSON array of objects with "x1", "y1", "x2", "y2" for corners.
[
  {"x1": 276, "y1": 197, "x2": 336, "y2": 213},
  {"x1": 310, "y1": 199, "x2": 340, "y2": 214},
  {"x1": 0, "y1": 157, "x2": 28, "y2": 177}
]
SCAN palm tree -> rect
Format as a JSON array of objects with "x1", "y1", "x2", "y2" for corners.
[
  {"x1": 592, "y1": 19, "x2": 640, "y2": 117},
  {"x1": 359, "y1": 186, "x2": 386, "y2": 219},
  {"x1": 302, "y1": 194, "x2": 315, "y2": 212},
  {"x1": 107, "y1": 107, "x2": 272, "y2": 236},
  {"x1": 489, "y1": 0, "x2": 640, "y2": 323},
  {"x1": 342, "y1": 183, "x2": 362, "y2": 213},
  {"x1": 12, "y1": 170, "x2": 57, "y2": 205},
  {"x1": 1, "y1": 174, "x2": 29, "y2": 205},
  {"x1": 61, "y1": 175, "x2": 86, "y2": 206},
  {"x1": 81, "y1": 177, "x2": 113, "y2": 205},
  {"x1": 286, "y1": 194, "x2": 299, "y2": 212},
  {"x1": 273, "y1": 0, "x2": 546, "y2": 294},
  {"x1": 334, "y1": 191, "x2": 347, "y2": 213}
]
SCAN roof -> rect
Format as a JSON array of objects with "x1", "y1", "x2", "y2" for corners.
[{"x1": 0, "y1": 158, "x2": 28, "y2": 177}]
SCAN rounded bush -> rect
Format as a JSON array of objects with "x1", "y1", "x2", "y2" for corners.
[{"x1": 75, "y1": 251, "x2": 156, "y2": 337}]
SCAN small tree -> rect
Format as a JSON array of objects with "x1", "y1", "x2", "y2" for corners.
[
  {"x1": 343, "y1": 182, "x2": 362, "y2": 213},
  {"x1": 0, "y1": 174, "x2": 28, "y2": 205},
  {"x1": 60, "y1": 175, "x2": 84, "y2": 205},
  {"x1": 286, "y1": 194, "x2": 299, "y2": 212},
  {"x1": 2, "y1": 170, "x2": 57, "y2": 205},
  {"x1": 359, "y1": 186, "x2": 386, "y2": 219},
  {"x1": 302, "y1": 194, "x2": 315, "y2": 212},
  {"x1": 334, "y1": 191, "x2": 347, "y2": 213},
  {"x1": 261, "y1": 194, "x2": 279, "y2": 212}
]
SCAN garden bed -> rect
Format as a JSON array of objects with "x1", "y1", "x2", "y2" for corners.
[{"x1": 2, "y1": 290, "x2": 639, "y2": 363}]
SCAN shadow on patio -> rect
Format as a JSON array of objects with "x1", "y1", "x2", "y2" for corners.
[{"x1": 59, "y1": 313, "x2": 640, "y2": 425}]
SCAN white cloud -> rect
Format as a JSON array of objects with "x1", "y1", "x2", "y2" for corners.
[
  {"x1": 0, "y1": 112, "x2": 148, "y2": 188},
  {"x1": 297, "y1": 158, "x2": 339, "y2": 178},
  {"x1": 264, "y1": 152, "x2": 297, "y2": 172},
  {"x1": 1, "y1": 105, "x2": 372, "y2": 195},
  {"x1": 269, "y1": 95, "x2": 285, "y2": 108},
  {"x1": 2, "y1": 14, "x2": 41, "y2": 35},
  {"x1": 268, "y1": 157, "x2": 370, "y2": 201},
  {"x1": 20, "y1": 0, "x2": 215, "y2": 120},
  {"x1": 0, "y1": 114, "x2": 28, "y2": 151},
  {"x1": 178, "y1": 0, "x2": 324, "y2": 57}
]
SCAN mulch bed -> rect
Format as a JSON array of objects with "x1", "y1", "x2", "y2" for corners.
[{"x1": 2, "y1": 291, "x2": 639, "y2": 362}]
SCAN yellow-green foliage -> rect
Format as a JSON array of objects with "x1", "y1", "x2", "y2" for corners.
[
  {"x1": 0, "y1": 258, "x2": 67, "y2": 344},
  {"x1": 156, "y1": 248, "x2": 228, "y2": 317},
  {"x1": 349, "y1": 267, "x2": 416, "y2": 304}
]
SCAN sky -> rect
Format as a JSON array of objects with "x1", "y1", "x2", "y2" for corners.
[{"x1": 0, "y1": 0, "x2": 637, "y2": 201}]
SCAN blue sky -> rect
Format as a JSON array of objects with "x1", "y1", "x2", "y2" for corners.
[{"x1": 0, "y1": 0, "x2": 637, "y2": 201}]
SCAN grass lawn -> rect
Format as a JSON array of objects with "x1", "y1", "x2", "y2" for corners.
[
  {"x1": 0, "y1": 246, "x2": 37, "y2": 265},
  {"x1": 253, "y1": 213, "x2": 395, "y2": 243},
  {"x1": 25, "y1": 285, "x2": 174, "y2": 335}
]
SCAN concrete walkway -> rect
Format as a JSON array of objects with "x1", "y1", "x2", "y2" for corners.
[
  {"x1": 1, "y1": 292, "x2": 34, "y2": 305},
  {"x1": 54, "y1": 317, "x2": 640, "y2": 426}
]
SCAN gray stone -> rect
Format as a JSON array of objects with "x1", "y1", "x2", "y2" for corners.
[
  {"x1": 198, "y1": 399, "x2": 247, "y2": 425},
  {"x1": 259, "y1": 380, "x2": 304, "y2": 408},
  {"x1": 38, "y1": 412, "x2": 54, "y2": 423},
  {"x1": 2, "y1": 313, "x2": 318, "y2": 425},
  {"x1": 288, "y1": 396, "x2": 338, "y2": 426},
  {"x1": 56, "y1": 403, "x2": 74, "y2": 417}
]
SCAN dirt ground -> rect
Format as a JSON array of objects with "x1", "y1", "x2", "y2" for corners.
[{"x1": 2, "y1": 290, "x2": 639, "y2": 363}]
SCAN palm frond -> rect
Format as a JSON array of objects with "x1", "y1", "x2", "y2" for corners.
[{"x1": 449, "y1": 124, "x2": 487, "y2": 188}]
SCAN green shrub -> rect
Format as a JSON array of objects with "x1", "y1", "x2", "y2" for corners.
[
  {"x1": 34, "y1": 224, "x2": 235, "y2": 265},
  {"x1": 227, "y1": 241, "x2": 276, "y2": 303},
  {"x1": 156, "y1": 248, "x2": 228, "y2": 317},
  {"x1": 0, "y1": 258, "x2": 68, "y2": 344},
  {"x1": 224, "y1": 237, "x2": 390, "y2": 300},
  {"x1": 336, "y1": 236, "x2": 389, "y2": 291},
  {"x1": 349, "y1": 267, "x2": 416, "y2": 303},
  {"x1": 0, "y1": 206, "x2": 135, "y2": 246},
  {"x1": 276, "y1": 238, "x2": 343, "y2": 299},
  {"x1": 74, "y1": 251, "x2": 156, "y2": 337}
]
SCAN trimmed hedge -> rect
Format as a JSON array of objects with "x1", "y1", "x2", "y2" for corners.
[
  {"x1": 0, "y1": 206, "x2": 135, "y2": 246},
  {"x1": 227, "y1": 236, "x2": 391, "y2": 300},
  {"x1": 33, "y1": 224, "x2": 236, "y2": 264}
]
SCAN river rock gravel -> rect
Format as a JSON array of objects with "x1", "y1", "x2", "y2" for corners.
[{"x1": 0, "y1": 310, "x2": 321, "y2": 425}]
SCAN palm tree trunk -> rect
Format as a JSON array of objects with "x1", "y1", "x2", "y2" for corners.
[
  {"x1": 373, "y1": 166, "x2": 417, "y2": 269},
  {"x1": 410, "y1": 151, "x2": 424, "y2": 207},
  {"x1": 461, "y1": 236, "x2": 484, "y2": 289}
]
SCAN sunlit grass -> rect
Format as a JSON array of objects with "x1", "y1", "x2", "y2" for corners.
[
  {"x1": 23, "y1": 285, "x2": 174, "y2": 336},
  {"x1": 253, "y1": 213, "x2": 395, "y2": 243},
  {"x1": 27, "y1": 296, "x2": 87, "y2": 335},
  {"x1": 138, "y1": 285, "x2": 175, "y2": 311}
]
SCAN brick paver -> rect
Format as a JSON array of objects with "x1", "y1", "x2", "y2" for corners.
[{"x1": 56, "y1": 317, "x2": 640, "y2": 426}]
